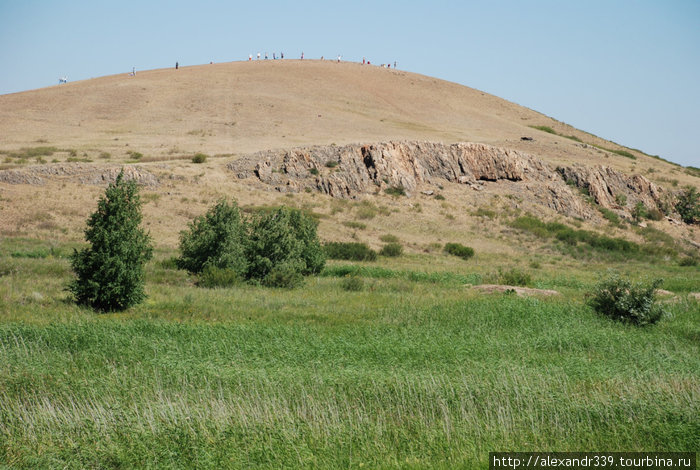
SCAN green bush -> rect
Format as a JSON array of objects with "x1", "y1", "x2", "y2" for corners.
[
  {"x1": 632, "y1": 202, "x2": 648, "y2": 222},
  {"x1": 324, "y1": 242, "x2": 377, "y2": 261},
  {"x1": 340, "y1": 276, "x2": 364, "y2": 292},
  {"x1": 127, "y1": 151, "x2": 143, "y2": 161},
  {"x1": 176, "y1": 199, "x2": 248, "y2": 276},
  {"x1": 379, "y1": 234, "x2": 399, "y2": 243},
  {"x1": 679, "y1": 257, "x2": 698, "y2": 267},
  {"x1": 192, "y1": 153, "x2": 208, "y2": 164},
  {"x1": 509, "y1": 216, "x2": 641, "y2": 255},
  {"x1": 646, "y1": 208, "x2": 664, "y2": 221},
  {"x1": 380, "y1": 242, "x2": 403, "y2": 257},
  {"x1": 197, "y1": 265, "x2": 241, "y2": 288},
  {"x1": 599, "y1": 208, "x2": 620, "y2": 225},
  {"x1": 675, "y1": 187, "x2": 699, "y2": 224},
  {"x1": 309, "y1": 168, "x2": 319, "y2": 176},
  {"x1": 325, "y1": 160, "x2": 338, "y2": 168},
  {"x1": 246, "y1": 206, "x2": 325, "y2": 282},
  {"x1": 498, "y1": 267, "x2": 531, "y2": 286},
  {"x1": 68, "y1": 171, "x2": 153, "y2": 311},
  {"x1": 385, "y1": 185, "x2": 406, "y2": 197},
  {"x1": 262, "y1": 262, "x2": 305, "y2": 289},
  {"x1": 443, "y1": 242, "x2": 475, "y2": 260},
  {"x1": 588, "y1": 275, "x2": 665, "y2": 326}
]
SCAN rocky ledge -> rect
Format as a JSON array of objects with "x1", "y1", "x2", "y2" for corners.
[{"x1": 229, "y1": 141, "x2": 673, "y2": 221}]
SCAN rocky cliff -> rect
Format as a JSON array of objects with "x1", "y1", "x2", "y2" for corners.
[{"x1": 229, "y1": 141, "x2": 673, "y2": 222}]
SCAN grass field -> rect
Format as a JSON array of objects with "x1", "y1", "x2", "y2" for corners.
[{"x1": 1, "y1": 237, "x2": 698, "y2": 468}]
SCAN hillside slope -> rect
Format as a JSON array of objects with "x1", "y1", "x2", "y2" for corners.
[
  {"x1": 0, "y1": 60, "x2": 697, "y2": 251},
  {"x1": 0, "y1": 60, "x2": 684, "y2": 173}
]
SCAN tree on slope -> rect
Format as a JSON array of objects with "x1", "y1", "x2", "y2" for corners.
[
  {"x1": 675, "y1": 186, "x2": 699, "y2": 225},
  {"x1": 68, "y1": 170, "x2": 153, "y2": 311}
]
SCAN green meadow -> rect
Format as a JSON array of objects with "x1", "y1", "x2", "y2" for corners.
[{"x1": 1, "y1": 237, "x2": 698, "y2": 468}]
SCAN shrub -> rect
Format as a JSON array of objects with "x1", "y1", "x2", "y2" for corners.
[
  {"x1": 324, "y1": 242, "x2": 377, "y2": 261},
  {"x1": 262, "y1": 262, "x2": 305, "y2": 289},
  {"x1": 675, "y1": 187, "x2": 699, "y2": 224},
  {"x1": 325, "y1": 160, "x2": 338, "y2": 168},
  {"x1": 197, "y1": 265, "x2": 241, "y2": 288},
  {"x1": 309, "y1": 168, "x2": 319, "y2": 176},
  {"x1": 158, "y1": 257, "x2": 178, "y2": 269},
  {"x1": 176, "y1": 199, "x2": 248, "y2": 276},
  {"x1": 355, "y1": 207, "x2": 377, "y2": 219},
  {"x1": 530, "y1": 125, "x2": 556, "y2": 134},
  {"x1": 588, "y1": 275, "x2": 665, "y2": 325},
  {"x1": 498, "y1": 267, "x2": 531, "y2": 286},
  {"x1": 342, "y1": 221, "x2": 366, "y2": 230},
  {"x1": 632, "y1": 202, "x2": 648, "y2": 222},
  {"x1": 434, "y1": 194, "x2": 445, "y2": 201},
  {"x1": 443, "y1": 242, "x2": 475, "y2": 260},
  {"x1": 68, "y1": 171, "x2": 153, "y2": 311},
  {"x1": 99, "y1": 152, "x2": 111, "y2": 159},
  {"x1": 341, "y1": 276, "x2": 364, "y2": 292},
  {"x1": 385, "y1": 185, "x2": 406, "y2": 196},
  {"x1": 192, "y1": 153, "x2": 208, "y2": 164},
  {"x1": 246, "y1": 206, "x2": 325, "y2": 281},
  {"x1": 679, "y1": 257, "x2": 698, "y2": 267},
  {"x1": 379, "y1": 242, "x2": 403, "y2": 257},
  {"x1": 615, "y1": 194, "x2": 627, "y2": 206},
  {"x1": 127, "y1": 151, "x2": 143, "y2": 160},
  {"x1": 646, "y1": 208, "x2": 664, "y2": 221},
  {"x1": 599, "y1": 208, "x2": 620, "y2": 225},
  {"x1": 473, "y1": 208, "x2": 496, "y2": 219},
  {"x1": 379, "y1": 234, "x2": 399, "y2": 243}
]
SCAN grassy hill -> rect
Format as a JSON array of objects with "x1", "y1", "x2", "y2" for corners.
[{"x1": 0, "y1": 60, "x2": 698, "y2": 468}]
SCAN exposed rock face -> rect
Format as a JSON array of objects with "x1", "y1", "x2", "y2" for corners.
[
  {"x1": 232, "y1": 141, "x2": 555, "y2": 193},
  {"x1": 230, "y1": 141, "x2": 592, "y2": 217},
  {"x1": 557, "y1": 165, "x2": 667, "y2": 214},
  {"x1": 0, "y1": 163, "x2": 159, "y2": 187}
]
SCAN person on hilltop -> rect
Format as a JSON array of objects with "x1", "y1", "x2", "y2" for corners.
[
  {"x1": 337, "y1": 55, "x2": 341, "y2": 63},
  {"x1": 249, "y1": 54, "x2": 252, "y2": 61},
  {"x1": 175, "y1": 62, "x2": 178, "y2": 69},
  {"x1": 257, "y1": 52, "x2": 261, "y2": 60},
  {"x1": 301, "y1": 51, "x2": 304, "y2": 60}
]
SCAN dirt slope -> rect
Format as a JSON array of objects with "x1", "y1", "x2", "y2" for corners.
[{"x1": 0, "y1": 60, "x2": 677, "y2": 172}]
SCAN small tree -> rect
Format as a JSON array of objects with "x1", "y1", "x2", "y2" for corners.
[
  {"x1": 69, "y1": 171, "x2": 153, "y2": 311},
  {"x1": 246, "y1": 207, "x2": 325, "y2": 285},
  {"x1": 675, "y1": 187, "x2": 699, "y2": 225},
  {"x1": 176, "y1": 199, "x2": 248, "y2": 277}
]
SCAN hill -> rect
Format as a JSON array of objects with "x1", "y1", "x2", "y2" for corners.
[
  {"x1": 1, "y1": 60, "x2": 699, "y2": 468},
  {"x1": 0, "y1": 60, "x2": 698, "y2": 250}
]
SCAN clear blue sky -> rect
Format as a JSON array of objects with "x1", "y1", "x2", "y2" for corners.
[{"x1": 1, "y1": 0, "x2": 698, "y2": 167}]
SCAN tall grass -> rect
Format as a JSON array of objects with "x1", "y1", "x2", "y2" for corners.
[{"x1": 0, "y1": 237, "x2": 698, "y2": 467}]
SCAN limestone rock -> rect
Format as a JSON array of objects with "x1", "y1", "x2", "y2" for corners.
[{"x1": 228, "y1": 140, "x2": 677, "y2": 222}]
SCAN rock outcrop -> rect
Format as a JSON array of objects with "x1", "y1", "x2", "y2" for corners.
[
  {"x1": 229, "y1": 141, "x2": 672, "y2": 221},
  {"x1": 557, "y1": 165, "x2": 667, "y2": 215},
  {"x1": 0, "y1": 163, "x2": 159, "y2": 187}
]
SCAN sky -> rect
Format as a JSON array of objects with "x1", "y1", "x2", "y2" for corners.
[{"x1": 1, "y1": 0, "x2": 698, "y2": 167}]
